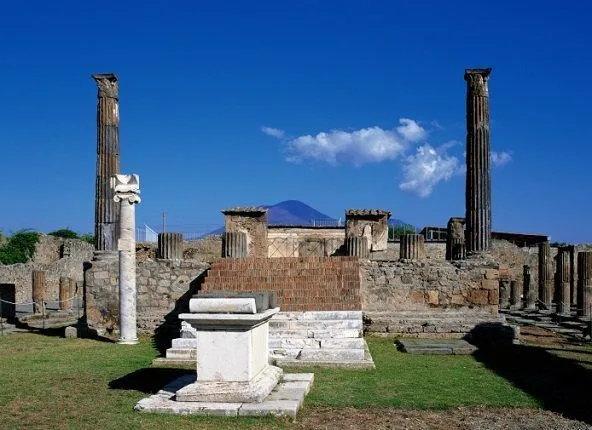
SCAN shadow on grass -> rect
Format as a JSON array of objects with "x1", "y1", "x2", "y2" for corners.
[
  {"x1": 109, "y1": 367, "x2": 192, "y2": 394},
  {"x1": 473, "y1": 342, "x2": 592, "y2": 425}
]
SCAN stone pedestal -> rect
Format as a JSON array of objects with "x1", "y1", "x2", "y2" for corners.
[
  {"x1": 538, "y1": 241, "x2": 552, "y2": 308},
  {"x1": 577, "y1": 251, "x2": 592, "y2": 317},
  {"x1": 344, "y1": 209, "x2": 391, "y2": 252},
  {"x1": 400, "y1": 234, "x2": 425, "y2": 261},
  {"x1": 32, "y1": 270, "x2": 46, "y2": 314},
  {"x1": 157, "y1": 233, "x2": 183, "y2": 261},
  {"x1": 92, "y1": 73, "x2": 120, "y2": 252},
  {"x1": 464, "y1": 68, "x2": 492, "y2": 254},
  {"x1": 177, "y1": 295, "x2": 281, "y2": 403},
  {"x1": 510, "y1": 280, "x2": 520, "y2": 309},
  {"x1": 523, "y1": 265, "x2": 536, "y2": 310},
  {"x1": 113, "y1": 174, "x2": 141, "y2": 344},
  {"x1": 556, "y1": 248, "x2": 571, "y2": 315},
  {"x1": 345, "y1": 236, "x2": 369, "y2": 258},
  {"x1": 222, "y1": 208, "x2": 268, "y2": 258},
  {"x1": 223, "y1": 231, "x2": 248, "y2": 258},
  {"x1": 446, "y1": 217, "x2": 466, "y2": 261}
]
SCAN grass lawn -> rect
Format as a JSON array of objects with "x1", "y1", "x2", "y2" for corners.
[{"x1": 0, "y1": 333, "x2": 544, "y2": 429}]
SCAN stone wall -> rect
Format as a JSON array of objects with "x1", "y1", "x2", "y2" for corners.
[
  {"x1": 267, "y1": 227, "x2": 345, "y2": 257},
  {"x1": 136, "y1": 236, "x2": 223, "y2": 263},
  {"x1": 370, "y1": 242, "x2": 446, "y2": 261},
  {"x1": 84, "y1": 259, "x2": 209, "y2": 334},
  {"x1": 0, "y1": 236, "x2": 93, "y2": 303}
]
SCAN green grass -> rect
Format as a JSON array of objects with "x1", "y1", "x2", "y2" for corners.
[{"x1": 0, "y1": 334, "x2": 544, "y2": 429}]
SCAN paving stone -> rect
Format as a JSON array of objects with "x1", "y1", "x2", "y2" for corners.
[{"x1": 238, "y1": 400, "x2": 300, "y2": 417}]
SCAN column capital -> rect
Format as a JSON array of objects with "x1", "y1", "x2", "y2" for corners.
[
  {"x1": 92, "y1": 73, "x2": 118, "y2": 99},
  {"x1": 112, "y1": 174, "x2": 141, "y2": 204},
  {"x1": 464, "y1": 68, "x2": 492, "y2": 96}
]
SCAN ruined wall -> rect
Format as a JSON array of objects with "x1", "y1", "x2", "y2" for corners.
[
  {"x1": 84, "y1": 259, "x2": 209, "y2": 334},
  {"x1": 0, "y1": 236, "x2": 93, "y2": 303},
  {"x1": 370, "y1": 242, "x2": 446, "y2": 261},
  {"x1": 135, "y1": 236, "x2": 223, "y2": 263},
  {"x1": 224, "y1": 211, "x2": 268, "y2": 257},
  {"x1": 267, "y1": 227, "x2": 345, "y2": 257}
]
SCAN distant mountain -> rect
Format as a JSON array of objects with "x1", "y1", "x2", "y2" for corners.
[{"x1": 264, "y1": 200, "x2": 335, "y2": 225}]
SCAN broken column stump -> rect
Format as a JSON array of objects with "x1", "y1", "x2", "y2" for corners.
[
  {"x1": 157, "y1": 233, "x2": 183, "y2": 261},
  {"x1": 399, "y1": 234, "x2": 425, "y2": 261},
  {"x1": 577, "y1": 251, "x2": 592, "y2": 317},
  {"x1": 32, "y1": 270, "x2": 46, "y2": 314}
]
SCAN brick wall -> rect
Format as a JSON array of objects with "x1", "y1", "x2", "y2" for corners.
[{"x1": 200, "y1": 256, "x2": 361, "y2": 312}]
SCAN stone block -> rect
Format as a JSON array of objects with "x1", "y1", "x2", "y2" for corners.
[
  {"x1": 469, "y1": 290, "x2": 489, "y2": 305},
  {"x1": 409, "y1": 291, "x2": 426, "y2": 303},
  {"x1": 64, "y1": 326, "x2": 77, "y2": 339},
  {"x1": 484, "y1": 269, "x2": 499, "y2": 280},
  {"x1": 482, "y1": 279, "x2": 498, "y2": 290},
  {"x1": 189, "y1": 298, "x2": 256, "y2": 314},
  {"x1": 488, "y1": 290, "x2": 499, "y2": 305},
  {"x1": 427, "y1": 290, "x2": 439, "y2": 305},
  {"x1": 451, "y1": 294, "x2": 465, "y2": 305}
]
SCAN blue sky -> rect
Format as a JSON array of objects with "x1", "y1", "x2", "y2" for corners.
[{"x1": 1, "y1": 1, "x2": 591, "y2": 243}]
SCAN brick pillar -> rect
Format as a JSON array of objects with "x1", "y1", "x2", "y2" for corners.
[
  {"x1": 577, "y1": 251, "x2": 592, "y2": 317},
  {"x1": 464, "y1": 68, "x2": 492, "y2": 254},
  {"x1": 344, "y1": 209, "x2": 391, "y2": 252},
  {"x1": 92, "y1": 73, "x2": 120, "y2": 254},
  {"x1": 223, "y1": 231, "x2": 248, "y2": 258},
  {"x1": 221, "y1": 207, "x2": 268, "y2": 258},
  {"x1": 538, "y1": 241, "x2": 552, "y2": 308},
  {"x1": 399, "y1": 234, "x2": 425, "y2": 260},
  {"x1": 157, "y1": 233, "x2": 183, "y2": 260},
  {"x1": 59, "y1": 276, "x2": 72, "y2": 311},
  {"x1": 345, "y1": 237, "x2": 369, "y2": 258},
  {"x1": 32, "y1": 270, "x2": 46, "y2": 314},
  {"x1": 556, "y1": 248, "x2": 571, "y2": 314},
  {"x1": 523, "y1": 265, "x2": 536, "y2": 310},
  {"x1": 446, "y1": 217, "x2": 466, "y2": 260}
]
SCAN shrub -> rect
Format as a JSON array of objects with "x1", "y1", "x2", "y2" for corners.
[
  {"x1": 0, "y1": 229, "x2": 40, "y2": 264},
  {"x1": 48, "y1": 228, "x2": 79, "y2": 239}
]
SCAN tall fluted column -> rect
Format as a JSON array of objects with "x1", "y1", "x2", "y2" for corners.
[
  {"x1": 400, "y1": 234, "x2": 425, "y2": 260},
  {"x1": 577, "y1": 251, "x2": 592, "y2": 317},
  {"x1": 92, "y1": 73, "x2": 120, "y2": 253},
  {"x1": 157, "y1": 233, "x2": 183, "y2": 260},
  {"x1": 32, "y1": 270, "x2": 46, "y2": 314},
  {"x1": 446, "y1": 217, "x2": 466, "y2": 260},
  {"x1": 464, "y1": 68, "x2": 492, "y2": 254},
  {"x1": 538, "y1": 241, "x2": 552, "y2": 308},
  {"x1": 113, "y1": 174, "x2": 141, "y2": 345},
  {"x1": 556, "y1": 248, "x2": 571, "y2": 315}
]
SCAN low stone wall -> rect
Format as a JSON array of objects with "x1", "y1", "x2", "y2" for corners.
[
  {"x1": 0, "y1": 236, "x2": 93, "y2": 303},
  {"x1": 84, "y1": 259, "x2": 209, "y2": 334},
  {"x1": 370, "y1": 241, "x2": 446, "y2": 261},
  {"x1": 360, "y1": 258, "x2": 500, "y2": 335}
]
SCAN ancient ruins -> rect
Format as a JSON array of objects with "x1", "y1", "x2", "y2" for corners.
[{"x1": 2, "y1": 68, "x2": 592, "y2": 416}]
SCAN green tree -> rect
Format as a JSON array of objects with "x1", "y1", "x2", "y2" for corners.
[
  {"x1": 388, "y1": 224, "x2": 417, "y2": 240},
  {"x1": 0, "y1": 229, "x2": 40, "y2": 264},
  {"x1": 48, "y1": 228, "x2": 79, "y2": 239}
]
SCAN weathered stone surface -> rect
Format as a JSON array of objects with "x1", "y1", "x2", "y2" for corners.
[
  {"x1": 157, "y1": 233, "x2": 183, "y2": 261},
  {"x1": 64, "y1": 326, "x2": 78, "y2": 339},
  {"x1": 577, "y1": 251, "x2": 592, "y2": 317},
  {"x1": 223, "y1": 231, "x2": 247, "y2": 258},
  {"x1": 345, "y1": 237, "x2": 369, "y2": 258},
  {"x1": 345, "y1": 209, "x2": 391, "y2": 252},
  {"x1": 222, "y1": 208, "x2": 268, "y2": 258},
  {"x1": 556, "y1": 247, "x2": 571, "y2": 314},
  {"x1": 523, "y1": 265, "x2": 536, "y2": 310},
  {"x1": 32, "y1": 270, "x2": 46, "y2": 314},
  {"x1": 465, "y1": 68, "x2": 492, "y2": 254},
  {"x1": 189, "y1": 298, "x2": 257, "y2": 314},
  {"x1": 400, "y1": 234, "x2": 425, "y2": 261},
  {"x1": 538, "y1": 241, "x2": 552, "y2": 308},
  {"x1": 446, "y1": 217, "x2": 466, "y2": 260},
  {"x1": 92, "y1": 73, "x2": 120, "y2": 252}
]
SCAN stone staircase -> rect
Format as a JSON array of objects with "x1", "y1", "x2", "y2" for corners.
[{"x1": 158, "y1": 256, "x2": 374, "y2": 368}]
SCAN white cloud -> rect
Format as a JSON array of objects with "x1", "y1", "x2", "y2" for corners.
[
  {"x1": 261, "y1": 126, "x2": 285, "y2": 139},
  {"x1": 399, "y1": 144, "x2": 460, "y2": 197},
  {"x1": 269, "y1": 119, "x2": 426, "y2": 166},
  {"x1": 491, "y1": 151, "x2": 512, "y2": 167},
  {"x1": 396, "y1": 118, "x2": 427, "y2": 142}
]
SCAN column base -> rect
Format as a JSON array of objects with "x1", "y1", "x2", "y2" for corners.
[{"x1": 117, "y1": 338, "x2": 139, "y2": 345}]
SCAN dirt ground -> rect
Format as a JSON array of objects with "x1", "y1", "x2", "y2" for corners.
[
  {"x1": 295, "y1": 406, "x2": 592, "y2": 430},
  {"x1": 292, "y1": 326, "x2": 592, "y2": 430}
]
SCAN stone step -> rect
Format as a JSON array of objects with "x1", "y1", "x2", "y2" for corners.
[
  {"x1": 272, "y1": 311, "x2": 363, "y2": 321},
  {"x1": 269, "y1": 328, "x2": 362, "y2": 339},
  {"x1": 268, "y1": 337, "x2": 365, "y2": 350},
  {"x1": 171, "y1": 338, "x2": 197, "y2": 349},
  {"x1": 269, "y1": 319, "x2": 362, "y2": 331},
  {"x1": 299, "y1": 348, "x2": 365, "y2": 361},
  {"x1": 165, "y1": 348, "x2": 197, "y2": 360}
]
